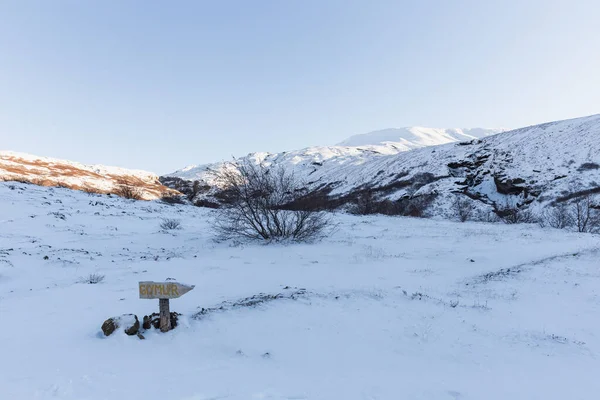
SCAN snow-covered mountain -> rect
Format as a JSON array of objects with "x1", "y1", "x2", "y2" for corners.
[
  {"x1": 169, "y1": 126, "x2": 506, "y2": 184},
  {"x1": 164, "y1": 115, "x2": 600, "y2": 216},
  {"x1": 0, "y1": 151, "x2": 175, "y2": 200},
  {"x1": 338, "y1": 127, "x2": 505, "y2": 150}
]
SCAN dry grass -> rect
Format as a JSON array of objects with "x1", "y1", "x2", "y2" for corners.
[{"x1": 1, "y1": 154, "x2": 180, "y2": 200}]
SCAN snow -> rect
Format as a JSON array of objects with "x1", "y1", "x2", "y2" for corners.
[
  {"x1": 337, "y1": 127, "x2": 505, "y2": 148},
  {"x1": 166, "y1": 126, "x2": 505, "y2": 182},
  {"x1": 167, "y1": 114, "x2": 600, "y2": 216},
  {"x1": 1, "y1": 182, "x2": 599, "y2": 399}
]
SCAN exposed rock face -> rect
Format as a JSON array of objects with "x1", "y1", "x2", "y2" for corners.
[
  {"x1": 493, "y1": 175, "x2": 527, "y2": 196},
  {"x1": 101, "y1": 314, "x2": 140, "y2": 336}
]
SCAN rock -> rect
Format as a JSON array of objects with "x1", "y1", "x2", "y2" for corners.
[
  {"x1": 142, "y1": 312, "x2": 181, "y2": 330},
  {"x1": 101, "y1": 314, "x2": 140, "y2": 336},
  {"x1": 493, "y1": 175, "x2": 527, "y2": 195},
  {"x1": 101, "y1": 318, "x2": 117, "y2": 336}
]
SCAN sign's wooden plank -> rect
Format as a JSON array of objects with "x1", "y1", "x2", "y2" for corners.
[{"x1": 139, "y1": 281, "x2": 195, "y2": 300}]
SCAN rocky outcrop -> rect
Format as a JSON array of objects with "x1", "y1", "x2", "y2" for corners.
[
  {"x1": 493, "y1": 175, "x2": 527, "y2": 196},
  {"x1": 101, "y1": 314, "x2": 140, "y2": 336}
]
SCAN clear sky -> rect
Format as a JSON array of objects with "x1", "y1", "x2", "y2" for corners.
[{"x1": 1, "y1": 0, "x2": 598, "y2": 174}]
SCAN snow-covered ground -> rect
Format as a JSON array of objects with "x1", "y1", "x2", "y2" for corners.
[{"x1": 1, "y1": 182, "x2": 600, "y2": 400}]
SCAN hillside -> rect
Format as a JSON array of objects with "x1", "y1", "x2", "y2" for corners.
[
  {"x1": 0, "y1": 151, "x2": 176, "y2": 200},
  {"x1": 164, "y1": 114, "x2": 600, "y2": 217},
  {"x1": 338, "y1": 126, "x2": 505, "y2": 149},
  {"x1": 1, "y1": 181, "x2": 599, "y2": 399}
]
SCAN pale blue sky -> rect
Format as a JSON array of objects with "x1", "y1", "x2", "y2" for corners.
[{"x1": 1, "y1": 1, "x2": 598, "y2": 173}]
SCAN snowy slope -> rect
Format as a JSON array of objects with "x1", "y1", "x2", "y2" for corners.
[
  {"x1": 338, "y1": 126, "x2": 505, "y2": 149},
  {"x1": 0, "y1": 151, "x2": 175, "y2": 200},
  {"x1": 165, "y1": 114, "x2": 600, "y2": 215},
  {"x1": 168, "y1": 127, "x2": 504, "y2": 183},
  {"x1": 1, "y1": 182, "x2": 600, "y2": 399}
]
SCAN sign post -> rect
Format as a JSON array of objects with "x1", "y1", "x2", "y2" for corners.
[{"x1": 139, "y1": 281, "x2": 195, "y2": 332}]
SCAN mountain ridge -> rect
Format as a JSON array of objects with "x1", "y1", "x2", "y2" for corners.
[
  {"x1": 337, "y1": 126, "x2": 506, "y2": 148},
  {"x1": 163, "y1": 114, "x2": 600, "y2": 217}
]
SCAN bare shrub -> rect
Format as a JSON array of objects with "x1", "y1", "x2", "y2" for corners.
[
  {"x1": 210, "y1": 159, "x2": 330, "y2": 242},
  {"x1": 114, "y1": 184, "x2": 143, "y2": 200},
  {"x1": 160, "y1": 193, "x2": 186, "y2": 205},
  {"x1": 476, "y1": 209, "x2": 500, "y2": 223},
  {"x1": 350, "y1": 193, "x2": 436, "y2": 217},
  {"x1": 160, "y1": 218, "x2": 182, "y2": 230},
  {"x1": 495, "y1": 200, "x2": 537, "y2": 224},
  {"x1": 350, "y1": 190, "x2": 378, "y2": 215},
  {"x1": 78, "y1": 273, "x2": 105, "y2": 284},
  {"x1": 194, "y1": 199, "x2": 220, "y2": 209},
  {"x1": 578, "y1": 162, "x2": 600, "y2": 171},
  {"x1": 82, "y1": 185, "x2": 102, "y2": 195},
  {"x1": 572, "y1": 195, "x2": 600, "y2": 233},
  {"x1": 539, "y1": 204, "x2": 573, "y2": 229},
  {"x1": 402, "y1": 195, "x2": 435, "y2": 217},
  {"x1": 452, "y1": 194, "x2": 474, "y2": 222}
]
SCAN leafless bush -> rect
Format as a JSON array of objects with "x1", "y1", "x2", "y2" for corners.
[
  {"x1": 452, "y1": 194, "x2": 474, "y2": 222},
  {"x1": 349, "y1": 193, "x2": 436, "y2": 217},
  {"x1": 114, "y1": 184, "x2": 143, "y2": 200},
  {"x1": 578, "y1": 162, "x2": 600, "y2": 171},
  {"x1": 350, "y1": 191, "x2": 378, "y2": 215},
  {"x1": 78, "y1": 273, "x2": 105, "y2": 284},
  {"x1": 160, "y1": 218, "x2": 182, "y2": 230},
  {"x1": 210, "y1": 159, "x2": 331, "y2": 242},
  {"x1": 476, "y1": 209, "x2": 500, "y2": 223},
  {"x1": 403, "y1": 195, "x2": 435, "y2": 217},
  {"x1": 495, "y1": 200, "x2": 537, "y2": 224},
  {"x1": 160, "y1": 193, "x2": 186, "y2": 205},
  {"x1": 539, "y1": 204, "x2": 574, "y2": 229},
  {"x1": 82, "y1": 185, "x2": 102, "y2": 195},
  {"x1": 572, "y1": 195, "x2": 600, "y2": 233}
]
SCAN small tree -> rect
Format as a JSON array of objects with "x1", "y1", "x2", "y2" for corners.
[
  {"x1": 452, "y1": 194, "x2": 474, "y2": 222},
  {"x1": 210, "y1": 159, "x2": 330, "y2": 242},
  {"x1": 495, "y1": 199, "x2": 536, "y2": 224},
  {"x1": 572, "y1": 195, "x2": 600, "y2": 233},
  {"x1": 539, "y1": 204, "x2": 573, "y2": 229}
]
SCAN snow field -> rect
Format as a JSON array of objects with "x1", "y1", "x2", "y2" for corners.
[{"x1": 1, "y1": 182, "x2": 599, "y2": 399}]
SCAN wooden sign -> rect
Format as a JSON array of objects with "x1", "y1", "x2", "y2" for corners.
[
  {"x1": 139, "y1": 281, "x2": 194, "y2": 300},
  {"x1": 139, "y1": 281, "x2": 194, "y2": 332}
]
